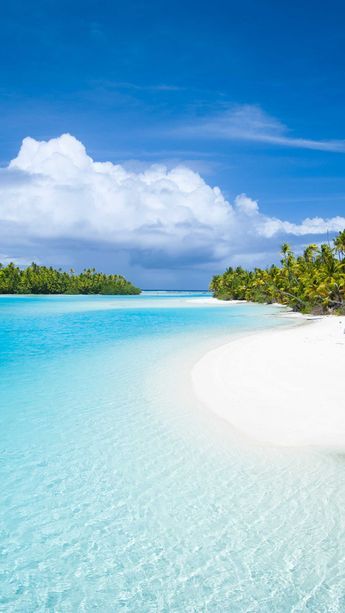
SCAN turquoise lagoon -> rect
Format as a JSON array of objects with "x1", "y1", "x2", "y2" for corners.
[{"x1": 0, "y1": 293, "x2": 344, "y2": 611}]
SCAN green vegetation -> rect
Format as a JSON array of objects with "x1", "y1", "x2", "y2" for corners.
[
  {"x1": 210, "y1": 230, "x2": 345, "y2": 314},
  {"x1": 0, "y1": 263, "x2": 141, "y2": 295}
]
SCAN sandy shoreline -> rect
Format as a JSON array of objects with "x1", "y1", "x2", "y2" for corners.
[{"x1": 192, "y1": 314, "x2": 345, "y2": 447}]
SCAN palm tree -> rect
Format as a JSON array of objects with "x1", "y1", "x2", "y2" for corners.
[{"x1": 334, "y1": 230, "x2": 345, "y2": 261}]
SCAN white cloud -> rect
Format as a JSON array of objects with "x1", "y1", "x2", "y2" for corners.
[
  {"x1": 4, "y1": 134, "x2": 233, "y2": 263},
  {"x1": 178, "y1": 105, "x2": 345, "y2": 152},
  {"x1": 234, "y1": 193, "x2": 259, "y2": 216},
  {"x1": 260, "y1": 215, "x2": 345, "y2": 238},
  {"x1": 0, "y1": 134, "x2": 344, "y2": 279}
]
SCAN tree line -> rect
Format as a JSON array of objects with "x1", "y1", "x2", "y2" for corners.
[
  {"x1": 210, "y1": 230, "x2": 345, "y2": 314},
  {"x1": 0, "y1": 263, "x2": 141, "y2": 295}
]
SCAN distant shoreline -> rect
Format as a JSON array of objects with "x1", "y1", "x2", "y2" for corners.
[{"x1": 192, "y1": 312, "x2": 345, "y2": 447}]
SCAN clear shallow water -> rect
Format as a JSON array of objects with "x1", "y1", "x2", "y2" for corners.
[{"x1": 0, "y1": 294, "x2": 344, "y2": 612}]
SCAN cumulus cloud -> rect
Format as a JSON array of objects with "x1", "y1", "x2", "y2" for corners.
[
  {"x1": 4, "y1": 134, "x2": 233, "y2": 264},
  {"x1": 0, "y1": 133, "x2": 344, "y2": 283}
]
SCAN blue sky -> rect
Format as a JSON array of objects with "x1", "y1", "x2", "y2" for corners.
[{"x1": 1, "y1": 0, "x2": 345, "y2": 287}]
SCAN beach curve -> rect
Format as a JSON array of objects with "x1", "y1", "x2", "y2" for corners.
[{"x1": 192, "y1": 315, "x2": 345, "y2": 447}]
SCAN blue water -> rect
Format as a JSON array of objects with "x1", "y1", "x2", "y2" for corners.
[{"x1": 1, "y1": 294, "x2": 344, "y2": 612}]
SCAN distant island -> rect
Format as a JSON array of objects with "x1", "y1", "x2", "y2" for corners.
[
  {"x1": 210, "y1": 230, "x2": 345, "y2": 314},
  {"x1": 0, "y1": 263, "x2": 141, "y2": 295}
]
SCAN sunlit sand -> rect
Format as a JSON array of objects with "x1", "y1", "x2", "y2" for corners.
[{"x1": 192, "y1": 315, "x2": 345, "y2": 447}]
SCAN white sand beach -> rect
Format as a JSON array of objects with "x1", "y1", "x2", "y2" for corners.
[{"x1": 192, "y1": 315, "x2": 345, "y2": 447}]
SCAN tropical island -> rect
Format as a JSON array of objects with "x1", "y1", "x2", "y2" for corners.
[
  {"x1": 210, "y1": 230, "x2": 345, "y2": 314},
  {"x1": 192, "y1": 230, "x2": 345, "y2": 449},
  {"x1": 0, "y1": 262, "x2": 141, "y2": 295}
]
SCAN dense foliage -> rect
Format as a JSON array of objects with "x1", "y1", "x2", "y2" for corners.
[
  {"x1": 210, "y1": 230, "x2": 345, "y2": 314},
  {"x1": 0, "y1": 263, "x2": 141, "y2": 295}
]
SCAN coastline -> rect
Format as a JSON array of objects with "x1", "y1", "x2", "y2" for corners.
[{"x1": 192, "y1": 312, "x2": 345, "y2": 447}]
